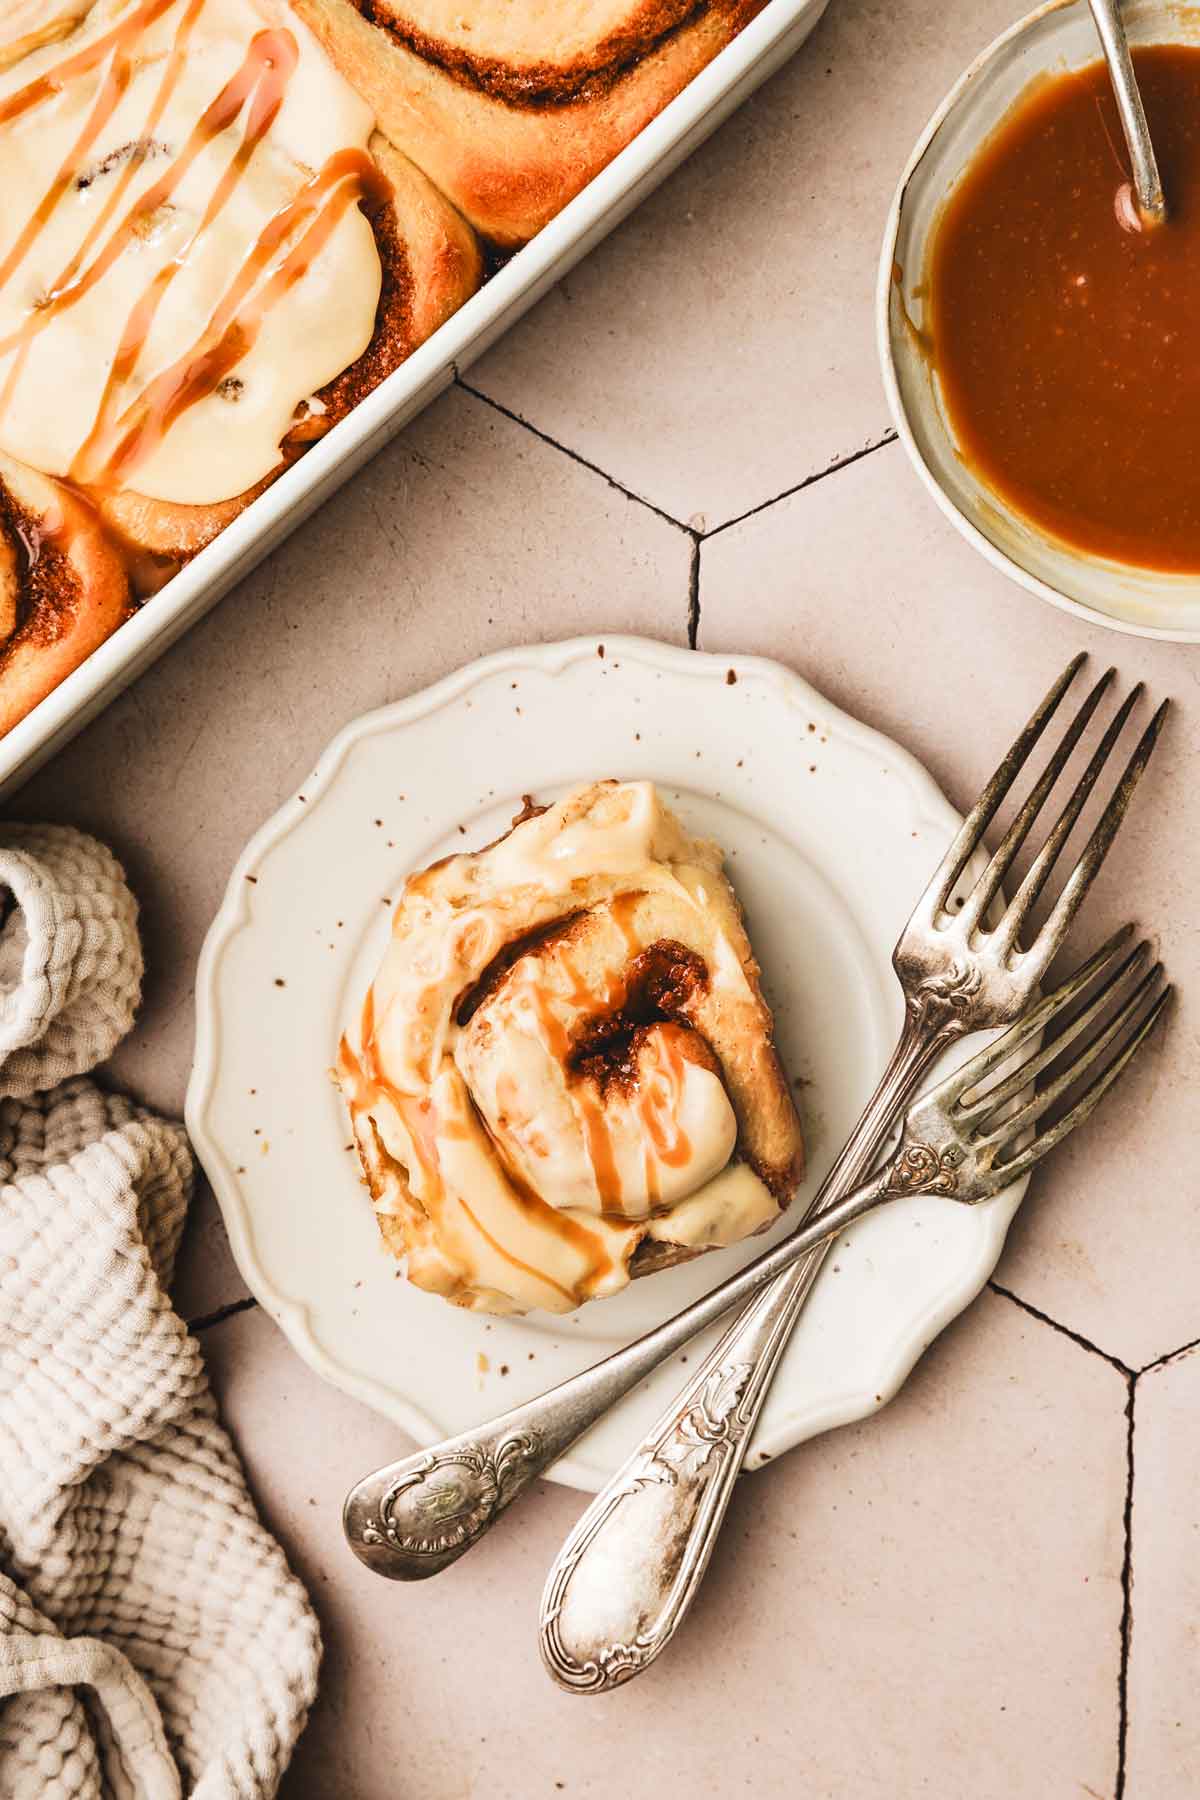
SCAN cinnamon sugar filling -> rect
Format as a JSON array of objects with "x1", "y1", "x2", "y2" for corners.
[
  {"x1": 0, "y1": 482, "x2": 77, "y2": 656},
  {"x1": 283, "y1": 191, "x2": 415, "y2": 450},
  {"x1": 357, "y1": 0, "x2": 712, "y2": 108}
]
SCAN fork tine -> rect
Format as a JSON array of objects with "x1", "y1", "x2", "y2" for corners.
[
  {"x1": 974, "y1": 957, "x2": 1163, "y2": 1140},
  {"x1": 991, "y1": 684, "x2": 1143, "y2": 953},
  {"x1": 959, "y1": 937, "x2": 1151, "y2": 1121},
  {"x1": 1010, "y1": 699, "x2": 1170, "y2": 977},
  {"x1": 955, "y1": 668, "x2": 1115, "y2": 936},
  {"x1": 979, "y1": 985, "x2": 1171, "y2": 1192},
  {"x1": 925, "y1": 654, "x2": 1086, "y2": 914},
  {"x1": 936, "y1": 924, "x2": 1135, "y2": 1105}
]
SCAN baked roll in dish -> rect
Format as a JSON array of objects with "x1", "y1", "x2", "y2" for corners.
[
  {"x1": 337, "y1": 780, "x2": 804, "y2": 1316},
  {"x1": 0, "y1": 450, "x2": 130, "y2": 736},
  {"x1": 292, "y1": 0, "x2": 770, "y2": 245},
  {"x1": 0, "y1": 0, "x2": 482, "y2": 587}
]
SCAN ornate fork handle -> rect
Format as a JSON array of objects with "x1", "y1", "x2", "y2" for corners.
[
  {"x1": 343, "y1": 659, "x2": 1164, "y2": 1619},
  {"x1": 539, "y1": 1002, "x2": 968, "y2": 1691},
  {"x1": 534, "y1": 665, "x2": 1168, "y2": 1688},
  {"x1": 343, "y1": 1174, "x2": 886, "y2": 1580},
  {"x1": 344, "y1": 1000, "x2": 968, "y2": 1582}
]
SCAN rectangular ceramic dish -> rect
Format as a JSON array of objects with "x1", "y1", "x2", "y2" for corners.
[{"x1": 0, "y1": 0, "x2": 830, "y2": 798}]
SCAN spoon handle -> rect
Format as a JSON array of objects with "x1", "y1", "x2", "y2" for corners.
[{"x1": 1087, "y1": 0, "x2": 1166, "y2": 224}]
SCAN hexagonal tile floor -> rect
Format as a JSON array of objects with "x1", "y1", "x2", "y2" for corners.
[{"x1": 12, "y1": 0, "x2": 1198, "y2": 1792}]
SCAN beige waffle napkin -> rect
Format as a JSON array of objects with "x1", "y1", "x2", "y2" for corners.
[{"x1": 0, "y1": 826, "x2": 321, "y2": 1798}]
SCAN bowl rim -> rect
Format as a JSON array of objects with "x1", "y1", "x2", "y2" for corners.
[{"x1": 876, "y1": 0, "x2": 1200, "y2": 644}]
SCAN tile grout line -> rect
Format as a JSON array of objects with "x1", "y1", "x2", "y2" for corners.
[
  {"x1": 188, "y1": 1295, "x2": 258, "y2": 1334},
  {"x1": 188, "y1": 317, "x2": 1167, "y2": 1771},
  {"x1": 702, "y1": 429, "x2": 900, "y2": 541},
  {"x1": 184, "y1": 1273, "x2": 1145, "y2": 1781},
  {"x1": 986, "y1": 1280, "x2": 1135, "y2": 1376},
  {"x1": 456, "y1": 373, "x2": 901, "y2": 556},
  {"x1": 1139, "y1": 1331, "x2": 1200, "y2": 1374},
  {"x1": 1112, "y1": 1237, "x2": 1200, "y2": 1793},
  {"x1": 1115, "y1": 1372, "x2": 1136, "y2": 1799},
  {"x1": 455, "y1": 375, "x2": 698, "y2": 536},
  {"x1": 987, "y1": 1281, "x2": 1137, "y2": 1793}
]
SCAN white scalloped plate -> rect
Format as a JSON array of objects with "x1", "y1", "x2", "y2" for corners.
[{"x1": 187, "y1": 637, "x2": 1028, "y2": 1490}]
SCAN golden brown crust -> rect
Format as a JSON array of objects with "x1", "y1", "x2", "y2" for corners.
[
  {"x1": 83, "y1": 133, "x2": 481, "y2": 581},
  {"x1": 89, "y1": 483, "x2": 269, "y2": 589},
  {"x1": 361, "y1": 132, "x2": 485, "y2": 349},
  {"x1": 292, "y1": 0, "x2": 770, "y2": 245},
  {"x1": 0, "y1": 452, "x2": 130, "y2": 737}
]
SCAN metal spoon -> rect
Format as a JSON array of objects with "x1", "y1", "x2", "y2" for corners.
[{"x1": 1088, "y1": 0, "x2": 1166, "y2": 226}]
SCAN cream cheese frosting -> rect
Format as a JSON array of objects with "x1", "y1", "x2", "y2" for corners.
[
  {"x1": 0, "y1": 0, "x2": 382, "y2": 505},
  {"x1": 0, "y1": 3, "x2": 97, "y2": 69},
  {"x1": 338, "y1": 781, "x2": 802, "y2": 1316}
]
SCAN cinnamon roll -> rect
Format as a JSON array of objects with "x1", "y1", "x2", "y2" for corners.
[
  {"x1": 294, "y1": 0, "x2": 770, "y2": 247},
  {"x1": 0, "y1": 451, "x2": 130, "y2": 735},
  {"x1": 0, "y1": 0, "x2": 482, "y2": 584},
  {"x1": 337, "y1": 781, "x2": 804, "y2": 1316}
]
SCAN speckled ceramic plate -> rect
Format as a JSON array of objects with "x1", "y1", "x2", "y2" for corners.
[{"x1": 187, "y1": 636, "x2": 1029, "y2": 1491}]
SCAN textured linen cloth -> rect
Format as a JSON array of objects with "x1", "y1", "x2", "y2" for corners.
[{"x1": 0, "y1": 825, "x2": 321, "y2": 1797}]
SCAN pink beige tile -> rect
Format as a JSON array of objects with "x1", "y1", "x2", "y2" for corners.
[
  {"x1": 1126, "y1": 1349, "x2": 1200, "y2": 1798},
  {"x1": 14, "y1": 384, "x2": 689, "y2": 1318},
  {"x1": 0, "y1": 0, "x2": 1189, "y2": 1782},
  {"x1": 202, "y1": 1287, "x2": 1125, "y2": 1800},
  {"x1": 468, "y1": 0, "x2": 1022, "y2": 529},
  {"x1": 700, "y1": 439, "x2": 1197, "y2": 1370}
]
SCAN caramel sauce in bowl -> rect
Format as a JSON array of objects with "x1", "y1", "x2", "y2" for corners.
[{"x1": 879, "y1": 0, "x2": 1200, "y2": 639}]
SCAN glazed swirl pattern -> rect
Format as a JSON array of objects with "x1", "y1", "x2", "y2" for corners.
[
  {"x1": 0, "y1": 0, "x2": 383, "y2": 506},
  {"x1": 337, "y1": 781, "x2": 804, "y2": 1316}
]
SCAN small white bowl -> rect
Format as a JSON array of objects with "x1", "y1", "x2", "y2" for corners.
[{"x1": 878, "y1": 0, "x2": 1200, "y2": 642}]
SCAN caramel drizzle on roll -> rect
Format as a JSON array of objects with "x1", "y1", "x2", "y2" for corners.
[
  {"x1": 0, "y1": 0, "x2": 385, "y2": 499},
  {"x1": 341, "y1": 983, "x2": 616, "y2": 1310},
  {"x1": 635, "y1": 1022, "x2": 699, "y2": 1170},
  {"x1": 0, "y1": 0, "x2": 177, "y2": 128},
  {"x1": 515, "y1": 944, "x2": 634, "y2": 1215},
  {"x1": 73, "y1": 143, "x2": 389, "y2": 490},
  {"x1": 507, "y1": 931, "x2": 704, "y2": 1219},
  {"x1": 338, "y1": 782, "x2": 799, "y2": 1316}
]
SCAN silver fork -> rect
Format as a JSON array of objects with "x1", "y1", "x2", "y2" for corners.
[
  {"x1": 535, "y1": 657, "x2": 1167, "y2": 1692},
  {"x1": 342, "y1": 657, "x2": 1166, "y2": 1591},
  {"x1": 541, "y1": 930, "x2": 1169, "y2": 1683}
]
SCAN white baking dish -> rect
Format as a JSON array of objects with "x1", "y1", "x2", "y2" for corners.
[{"x1": 0, "y1": 0, "x2": 830, "y2": 798}]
